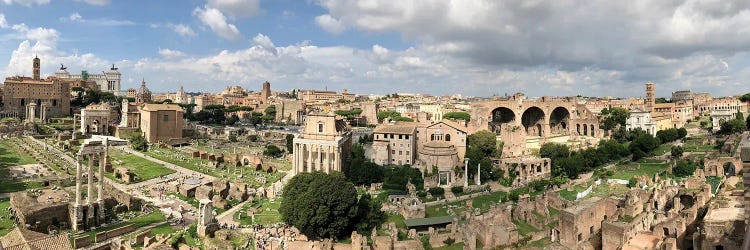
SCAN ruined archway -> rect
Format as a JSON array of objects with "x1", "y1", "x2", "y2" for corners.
[
  {"x1": 549, "y1": 107, "x2": 570, "y2": 135},
  {"x1": 723, "y1": 162, "x2": 736, "y2": 176},
  {"x1": 489, "y1": 107, "x2": 516, "y2": 134},
  {"x1": 521, "y1": 107, "x2": 545, "y2": 137}
]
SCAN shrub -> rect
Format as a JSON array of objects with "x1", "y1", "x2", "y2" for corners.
[
  {"x1": 450, "y1": 186, "x2": 464, "y2": 194},
  {"x1": 428, "y1": 187, "x2": 445, "y2": 196}
]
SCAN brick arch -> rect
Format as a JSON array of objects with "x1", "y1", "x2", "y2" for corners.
[{"x1": 703, "y1": 156, "x2": 743, "y2": 177}]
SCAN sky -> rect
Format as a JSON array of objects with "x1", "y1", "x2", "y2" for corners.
[{"x1": 1, "y1": 0, "x2": 750, "y2": 98}]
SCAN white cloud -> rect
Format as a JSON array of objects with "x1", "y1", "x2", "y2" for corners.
[
  {"x1": 69, "y1": 13, "x2": 83, "y2": 22},
  {"x1": 61, "y1": 13, "x2": 135, "y2": 26},
  {"x1": 75, "y1": 0, "x2": 110, "y2": 6},
  {"x1": 207, "y1": 0, "x2": 261, "y2": 18},
  {"x1": 314, "y1": 14, "x2": 345, "y2": 34},
  {"x1": 252, "y1": 33, "x2": 276, "y2": 54},
  {"x1": 170, "y1": 24, "x2": 196, "y2": 38},
  {"x1": 158, "y1": 48, "x2": 186, "y2": 58},
  {"x1": 2, "y1": 0, "x2": 49, "y2": 6},
  {"x1": 193, "y1": 6, "x2": 242, "y2": 41},
  {"x1": 0, "y1": 13, "x2": 8, "y2": 28}
]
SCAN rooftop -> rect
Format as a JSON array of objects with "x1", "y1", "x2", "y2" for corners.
[{"x1": 404, "y1": 216, "x2": 454, "y2": 228}]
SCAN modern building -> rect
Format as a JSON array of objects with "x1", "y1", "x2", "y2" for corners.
[
  {"x1": 292, "y1": 113, "x2": 352, "y2": 174},
  {"x1": 372, "y1": 122, "x2": 418, "y2": 166}
]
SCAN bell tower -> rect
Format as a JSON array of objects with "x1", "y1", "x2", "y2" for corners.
[{"x1": 32, "y1": 55, "x2": 40, "y2": 80}]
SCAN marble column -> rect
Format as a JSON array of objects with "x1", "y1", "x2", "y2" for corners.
[
  {"x1": 87, "y1": 154, "x2": 94, "y2": 204},
  {"x1": 464, "y1": 160, "x2": 469, "y2": 188},
  {"x1": 75, "y1": 157, "x2": 82, "y2": 206},
  {"x1": 477, "y1": 163, "x2": 481, "y2": 186},
  {"x1": 334, "y1": 148, "x2": 340, "y2": 172},
  {"x1": 317, "y1": 148, "x2": 322, "y2": 172},
  {"x1": 307, "y1": 144, "x2": 313, "y2": 173},
  {"x1": 293, "y1": 143, "x2": 299, "y2": 175},
  {"x1": 98, "y1": 152, "x2": 105, "y2": 202},
  {"x1": 324, "y1": 146, "x2": 330, "y2": 173}
]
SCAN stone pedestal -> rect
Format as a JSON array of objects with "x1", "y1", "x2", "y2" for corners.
[{"x1": 72, "y1": 204, "x2": 83, "y2": 232}]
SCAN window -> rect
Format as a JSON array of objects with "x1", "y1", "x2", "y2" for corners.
[
  {"x1": 431, "y1": 134, "x2": 435, "y2": 141},
  {"x1": 399, "y1": 134, "x2": 402, "y2": 139},
  {"x1": 445, "y1": 134, "x2": 451, "y2": 141},
  {"x1": 405, "y1": 135, "x2": 409, "y2": 139},
  {"x1": 52, "y1": 100, "x2": 57, "y2": 106},
  {"x1": 318, "y1": 123, "x2": 324, "y2": 133},
  {"x1": 391, "y1": 150, "x2": 395, "y2": 154},
  {"x1": 399, "y1": 151, "x2": 402, "y2": 155},
  {"x1": 163, "y1": 114, "x2": 169, "y2": 121}
]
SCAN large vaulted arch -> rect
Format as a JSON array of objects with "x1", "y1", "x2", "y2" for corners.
[
  {"x1": 521, "y1": 107, "x2": 545, "y2": 137},
  {"x1": 549, "y1": 107, "x2": 570, "y2": 135},
  {"x1": 489, "y1": 107, "x2": 516, "y2": 134}
]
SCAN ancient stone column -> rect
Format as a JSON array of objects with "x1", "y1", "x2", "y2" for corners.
[
  {"x1": 464, "y1": 159, "x2": 469, "y2": 187},
  {"x1": 75, "y1": 156, "x2": 83, "y2": 205},
  {"x1": 334, "y1": 148, "x2": 340, "y2": 172},
  {"x1": 307, "y1": 144, "x2": 313, "y2": 173},
  {"x1": 477, "y1": 163, "x2": 481, "y2": 186},
  {"x1": 317, "y1": 147, "x2": 322, "y2": 172},
  {"x1": 324, "y1": 146, "x2": 330, "y2": 173},
  {"x1": 98, "y1": 152, "x2": 105, "y2": 202},
  {"x1": 87, "y1": 154, "x2": 94, "y2": 204}
]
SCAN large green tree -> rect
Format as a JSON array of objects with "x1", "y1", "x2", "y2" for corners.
[
  {"x1": 280, "y1": 172, "x2": 359, "y2": 239},
  {"x1": 540, "y1": 143, "x2": 570, "y2": 163},
  {"x1": 443, "y1": 112, "x2": 471, "y2": 122},
  {"x1": 600, "y1": 107, "x2": 630, "y2": 131},
  {"x1": 740, "y1": 93, "x2": 750, "y2": 102},
  {"x1": 717, "y1": 119, "x2": 747, "y2": 134}
]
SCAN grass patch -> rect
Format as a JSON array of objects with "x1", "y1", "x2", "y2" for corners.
[
  {"x1": 558, "y1": 185, "x2": 587, "y2": 201},
  {"x1": 146, "y1": 147, "x2": 285, "y2": 188},
  {"x1": 0, "y1": 139, "x2": 43, "y2": 193},
  {"x1": 234, "y1": 198, "x2": 283, "y2": 226},
  {"x1": 513, "y1": 220, "x2": 539, "y2": 236},
  {"x1": 82, "y1": 210, "x2": 166, "y2": 240},
  {"x1": 652, "y1": 144, "x2": 672, "y2": 156},
  {"x1": 610, "y1": 163, "x2": 667, "y2": 180},
  {"x1": 386, "y1": 214, "x2": 407, "y2": 229},
  {"x1": 109, "y1": 151, "x2": 175, "y2": 183},
  {"x1": 0, "y1": 198, "x2": 15, "y2": 237},
  {"x1": 435, "y1": 242, "x2": 464, "y2": 250}
]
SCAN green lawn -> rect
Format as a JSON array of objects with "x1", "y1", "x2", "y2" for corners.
[
  {"x1": 0, "y1": 139, "x2": 43, "y2": 193},
  {"x1": 558, "y1": 185, "x2": 587, "y2": 201},
  {"x1": 81, "y1": 210, "x2": 166, "y2": 240},
  {"x1": 386, "y1": 214, "x2": 407, "y2": 229},
  {"x1": 425, "y1": 191, "x2": 507, "y2": 218},
  {"x1": 0, "y1": 198, "x2": 16, "y2": 237},
  {"x1": 513, "y1": 220, "x2": 540, "y2": 236},
  {"x1": 109, "y1": 152, "x2": 175, "y2": 183},
  {"x1": 234, "y1": 198, "x2": 283, "y2": 226},
  {"x1": 146, "y1": 147, "x2": 286, "y2": 188},
  {"x1": 149, "y1": 223, "x2": 178, "y2": 236},
  {"x1": 610, "y1": 163, "x2": 667, "y2": 180},
  {"x1": 435, "y1": 242, "x2": 464, "y2": 250},
  {"x1": 652, "y1": 144, "x2": 672, "y2": 156}
]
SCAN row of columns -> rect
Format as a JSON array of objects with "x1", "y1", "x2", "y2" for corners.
[
  {"x1": 293, "y1": 142, "x2": 340, "y2": 174},
  {"x1": 73, "y1": 140, "x2": 108, "y2": 232}
]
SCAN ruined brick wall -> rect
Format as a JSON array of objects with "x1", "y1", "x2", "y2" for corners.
[
  {"x1": 104, "y1": 183, "x2": 143, "y2": 211},
  {"x1": 16, "y1": 202, "x2": 69, "y2": 233}
]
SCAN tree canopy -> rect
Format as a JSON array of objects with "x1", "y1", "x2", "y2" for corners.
[
  {"x1": 600, "y1": 107, "x2": 629, "y2": 131},
  {"x1": 540, "y1": 143, "x2": 570, "y2": 163},
  {"x1": 280, "y1": 172, "x2": 359, "y2": 239},
  {"x1": 740, "y1": 93, "x2": 750, "y2": 102},
  {"x1": 443, "y1": 112, "x2": 471, "y2": 122},
  {"x1": 717, "y1": 119, "x2": 747, "y2": 134}
]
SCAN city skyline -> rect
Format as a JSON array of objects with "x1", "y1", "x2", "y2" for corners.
[{"x1": 1, "y1": 1, "x2": 750, "y2": 98}]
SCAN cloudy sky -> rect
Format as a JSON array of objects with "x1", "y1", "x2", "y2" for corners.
[{"x1": 1, "y1": 0, "x2": 749, "y2": 98}]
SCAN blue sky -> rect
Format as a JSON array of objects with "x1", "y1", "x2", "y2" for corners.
[{"x1": 1, "y1": 0, "x2": 750, "y2": 98}]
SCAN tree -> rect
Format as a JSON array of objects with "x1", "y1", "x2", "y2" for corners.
[
  {"x1": 746, "y1": 115, "x2": 750, "y2": 131},
  {"x1": 671, "y1": 145, "x2": 684, "y2": 158},
  {"x1": 263, "y1": 145, "x2": 284, "y2": 157},
  {"x1": 717, "y1": 119, "x2": 747, "y2": 134},
  {"x1": 225, "y1": 114, "x2": 239, "y2": 125},
  {"x1": 352, "y1": 194, "x2": 385, "y2": 234},
  {"x1": 377, "y1": 111, "x2": 401, "y2": 120},
  {"x1": 655, "y1": 97, "x2": 669, "y2": 104},
  {"x1": 540, "y1": 143, "x2": 570, "y2": 163},
  {"x1": 656, "y1": 128, "x2": 679, "y2": 143},
  {"x1": 740, "y1": 93, "x2": 750, "y2": 102},
  {"x1": 443, "y1": 112, "x2": 471, "y2": 122},
  {"x1": 264, "y1": 105, "x2": 277, "y2": 118},
  {"x1": 228, "y1": 134, "x2": 238, "y2": 142},
  {"x1": 347, "y1": 144, "x2": 384, "y2": 185},
  {"x1": 392, "y1": 116, "x2": 414, "y2": 122},
  {"x1": 673, "y1": 159, "x2": 697, "y2": 177},
  {"x1": 248, "y1": 134, "x2": 259, "y2": 142},
  {"x1": 600, "y1": 107, "x2": 630, "y2": 131},
  {"x1": 286, "y1": 134, "x2": 294, "y2": 153},
  {"x1": 629, "y1": 133, "x2": 660, "y2": 156},
  {"x1": 736, "y1": 112, "x2": 744, "y2": 121},
  {"x1": 280, "y1": 172, "x2": 358, "y2": 239},
  {"x1": 677, "y1": 127, "x2": 688, "y2": 139},
  {"x1": 130, "y1": 133, "x2": 148, "y2": 152},
  {"x1": 468, "y1": 130, "x2": 499, "y2": 157}
]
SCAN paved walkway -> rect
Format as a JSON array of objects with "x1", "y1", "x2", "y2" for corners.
[
  {"x1": 118, "y1": 146, "x2": 216, "y2": 182},
  {"x1": 216, "y1": 200, "x2": 250, "y2": 227}
]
